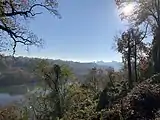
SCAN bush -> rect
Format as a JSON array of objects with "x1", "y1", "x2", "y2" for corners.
[
  {"x1": 119, "y1": 73, "x2": 160, "y2": 120},
  {"x1": 0, "y1": 105, "x2": 29, "y2": 120}
]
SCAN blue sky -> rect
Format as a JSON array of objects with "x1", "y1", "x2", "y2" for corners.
[{"x1": 15, "y1": 0, "x2": 127, "y2": 62}]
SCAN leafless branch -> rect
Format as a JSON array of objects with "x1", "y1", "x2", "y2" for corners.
[
  {"x1": 1, "y1": 3, "x2": 61, "y2": 18},
  {"x1": 0, "y1": 0, "x2": 60, "y2": 54}
]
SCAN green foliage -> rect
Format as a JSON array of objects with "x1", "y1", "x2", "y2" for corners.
[
  {"x1": 1, "y1": 64, "x2": 160, "y2": 120},
  {"x1": 23, "y1": 61, "x2": 75, "y2": 119},
  {"x1": 61, "y1": 84, "x2": 99, "y2": 120}
]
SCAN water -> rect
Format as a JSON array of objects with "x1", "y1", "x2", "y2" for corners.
[
  {"x1": 0, "y1": 84, "x2": 38, "y2": 107},
  {"x1": 0, "y1": 93, "x2": 24, "y2": 106}
]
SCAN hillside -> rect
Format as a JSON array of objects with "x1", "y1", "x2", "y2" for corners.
[{"x1": 0, "y1": 56, "x2": 122, "y2": 87}]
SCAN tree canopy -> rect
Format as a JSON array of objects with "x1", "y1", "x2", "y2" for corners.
[
  {"x1": 0, "y1": 0, "x2": 60, "y2": 54},
  {"x1": 115, "y1": 0, "x2": 159, "y2": 29},
  {"x1": 115, "y1": 0, "x2": 160, "y2": 73}
]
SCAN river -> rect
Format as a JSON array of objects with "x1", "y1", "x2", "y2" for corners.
[
  {"x1": 0, "y1": 84, "x2": 37, "y2": 107},
  {"x1": 0, "y1": 93, "x2": 24, "y2": 107}
]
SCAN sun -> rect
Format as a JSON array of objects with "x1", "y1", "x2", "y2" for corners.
[{"x1": 122, "y1": 3, "x2": 134, "y2": 16}]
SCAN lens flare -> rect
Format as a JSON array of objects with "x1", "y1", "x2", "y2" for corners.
[{"x1": 122, "y1": 4, "x2": 134, "y2": 16}]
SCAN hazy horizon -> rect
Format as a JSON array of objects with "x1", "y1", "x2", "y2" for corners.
[{"x1": 12, "y1": 55, "x2": 122, "y2": 63}]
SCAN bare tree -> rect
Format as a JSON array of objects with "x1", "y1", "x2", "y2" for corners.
[{"x1": 0, "y1": 0, "x2": 60, "y2": 54}]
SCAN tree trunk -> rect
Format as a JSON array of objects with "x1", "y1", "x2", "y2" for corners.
[
  {"x1": 153, "y1": 28, "x2": 160, "y2": 74},
  {"x1": 128, "y1": 39, "x2": 133, "y2": 89},
  {"x1": 134, "y1": 40, "x2": 138, "y2": 82},
  {"x1": 96, "y1": 88, "x2": 109, "y2": 111},
  {"x1": 153, "y1": 46, "x2": 160, "y2": 73},
  {"x1": 54, "y1": 65, "x2": 63, "y2": 118},
  {"x1": 108, "y1": 74, "x2": 115, "y2": 88}
]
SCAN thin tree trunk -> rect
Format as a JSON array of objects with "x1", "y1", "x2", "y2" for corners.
[
  {"x1": 134, "y1": 40, "x2": 138, "y2": 82},
  {"x1": 128, "y1": 39, "x2": 133, "y2": 89}
]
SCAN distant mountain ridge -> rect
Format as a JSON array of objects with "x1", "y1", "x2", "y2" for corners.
[
  {"x1": 0, "y1": 56, "x2": 123, "y2": 87},
  {"x1": 95, "y1": 61, "x2": 123, "y2": 71}
]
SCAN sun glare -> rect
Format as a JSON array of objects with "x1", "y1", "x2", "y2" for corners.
[{"x1": 122, "y1": 4, "x2": 134, "y2": 16}]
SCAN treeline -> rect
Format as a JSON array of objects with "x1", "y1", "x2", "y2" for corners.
[
  {"x1": 0, "y1": 56, "x2": 39, "y2": 86},
  {"x1": 0, "y1": 55, "x2": 117, "y2": 87}
]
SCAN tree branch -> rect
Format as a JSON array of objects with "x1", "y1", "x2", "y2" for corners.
[
  {"x1": 139, "y1": 23, "x2": 149, "y2": 40},
  {"x1": 0, "y1": 0, "x2": 59, "y2": 54},
  {"x1": 0, "y1": 23, "x2": 41, "y2": 55},
  {"x1": 1, "y1": 3, "x2": 60, "y2": 18}
]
